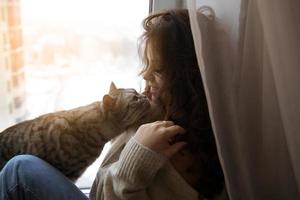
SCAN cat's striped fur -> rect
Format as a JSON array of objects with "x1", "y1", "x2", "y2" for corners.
[{"x1": 0, "y1": 82, "x2": 162, "y2": 181}]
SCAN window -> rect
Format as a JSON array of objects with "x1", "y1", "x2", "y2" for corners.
[
  {"x1": 7, "y1": 3, "x2": 21, "y2": 27},
  {"x1": 1, "y1": 5, "x2": 6, "y2": 21},
  {"x1": 13, "y1": 96, "x2": 23, "y2": 109},
  {"x1": 2, "y1": 32, "x2": 10, "y2": 50},
  {"x1": 21, "y1": 0, "x2": 149, "y2": 118},
  {"x1": 5, "y1": 55, "x2": 10, "y2": 70},
  {"x1": 3, "y1": 33, "x2": 7, "y2": 47},
  {"x1": 10, "y1": 49, "x2": 23, "y2": 72},
  {"x1": 12, "y1": 74, "x2": 19, "y2": 88},
  {"x1": 9, "y1": 28, "x2": 22, "y2": 49},
  {"x1": 9, "y1": 103, "x2": 13, "y2": 114},
  {"x1": 0, "y1": 0, "x2": 149, "y2": 132},
  {"x1": 7, "y1": 80, "x2": 11, "y2": 92},
  {"x1": 19, "y1": 0, "x2": 149, "y2": 191}
]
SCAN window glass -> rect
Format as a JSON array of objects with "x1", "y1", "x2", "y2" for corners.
[
  {"x1": 0, "y1": 0, "x2": 149, "y2": 189},
  {"x1": 14, "y1": 0, "x2": 149, "y2": 188},
  {"x1": 22, "y1": 0, "x2": 149, "y2": 117}
]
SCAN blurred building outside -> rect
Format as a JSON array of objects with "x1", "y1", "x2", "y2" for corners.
[{"x1": 0, "y1": 0, "x2": 27, "y2": 131}]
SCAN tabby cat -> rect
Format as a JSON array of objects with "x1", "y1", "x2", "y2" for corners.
[{"x1": 0, "y1": 82, "x2": 162, "y2": 181}]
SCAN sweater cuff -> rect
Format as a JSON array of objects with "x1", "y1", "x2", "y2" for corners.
[{"x1": 116, "y1": 137, "x2": 167, "y2": 186}]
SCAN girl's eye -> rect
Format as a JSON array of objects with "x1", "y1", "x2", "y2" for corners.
[
  {"x1": 153, "y1": 70, "x2": 163, "y2": 77},
  {"x1": 155, "y1": 68, "x2": 162, "y2": 73}
]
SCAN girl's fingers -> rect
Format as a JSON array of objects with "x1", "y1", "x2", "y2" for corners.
[
  {"x1": 165, "y1": 141, "x2": 187, "y2": 158},
  {"x1": 164, "y1": 125, "x2": 185, "y2": 138},
  {"x1": 135, "y1": 121, "x2": 187, "y2": 158},
  {"x1": 156, "y1": 120, "x2": 174, "y2": 127}
]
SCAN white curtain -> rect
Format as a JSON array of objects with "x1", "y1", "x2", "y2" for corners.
[{"x1": 187, "y1": 0, "x2": 300, "y2": 199}]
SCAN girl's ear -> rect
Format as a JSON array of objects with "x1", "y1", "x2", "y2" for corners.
[
  {"x1": 102, "y1": 94, "x2": 114, "y2": 112},
  {"x1": 109, "y1": 82, "x2": 117, "y2": 94}
]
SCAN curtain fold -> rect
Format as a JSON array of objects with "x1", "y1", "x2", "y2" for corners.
[{"x1": 187, "y1": 0, "x2": 300, "y2": 199}]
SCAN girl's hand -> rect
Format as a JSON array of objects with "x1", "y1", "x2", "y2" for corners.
[{"x1": 134, "y1": 121, "x2": 187, "y2": 158}]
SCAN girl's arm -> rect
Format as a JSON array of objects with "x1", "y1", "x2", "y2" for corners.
[{"x1": 90, "y1": 121, "x2": 186, "y2": 199}]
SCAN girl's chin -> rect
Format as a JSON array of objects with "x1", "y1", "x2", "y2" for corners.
[
  {"x1": 145, "y1": 90, "x2": 160, "y2": 103},
  {"x1": 150, "y1": 94, "x2": 161, "y2": 104}
]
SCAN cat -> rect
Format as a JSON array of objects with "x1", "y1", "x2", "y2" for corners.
[{"x1": 0, "y1": 82, "x2": 162, "y2": 181}]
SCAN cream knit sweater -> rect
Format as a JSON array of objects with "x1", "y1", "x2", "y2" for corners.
[{"x1": 89, "y1": 130, "x2": 200, "y2": 200}]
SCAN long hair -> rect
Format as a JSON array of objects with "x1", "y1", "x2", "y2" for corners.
[{"x1": 139, "y1": 9, "x2": 224, "y2": 198}]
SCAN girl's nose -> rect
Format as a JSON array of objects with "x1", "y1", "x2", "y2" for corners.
[{"x1": 143, "y1": 68, "x2": 154, "y2": 81}]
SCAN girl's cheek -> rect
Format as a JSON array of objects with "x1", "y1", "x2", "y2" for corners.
[{"x1": 155, "y1": 74, "x2": 164, "y2": 89}]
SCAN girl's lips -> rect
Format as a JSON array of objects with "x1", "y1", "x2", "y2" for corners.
[
  {"x1": 149, "y1": 87, "x2": 159, "y2": 101},
  {"x1": 150, "y1": 87, "x2": 158, "y2": 94},
  {"x1": 143, "y1": 90, "x2": 153, "y2": 100}
]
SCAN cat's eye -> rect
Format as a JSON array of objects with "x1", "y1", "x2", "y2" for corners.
[{"x1": 132, "y1": 95, "x2": 139, "y2": 101}]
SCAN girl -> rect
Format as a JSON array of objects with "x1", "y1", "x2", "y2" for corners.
[{"x1": 0, "y1": 9, "x2": 224, "y2": 200}]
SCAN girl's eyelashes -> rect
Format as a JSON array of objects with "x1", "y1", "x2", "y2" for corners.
[
  {"x1": 155, "y1": 68, "x2": 163, "y2": 72},
  {"x1": 152, "y1": 66, "x2": 163, "y2": 73},
  {"x1": 153, "y1": 68, "x2": 164, "y2": 77}
]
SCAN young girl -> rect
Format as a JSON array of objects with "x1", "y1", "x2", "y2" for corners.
[{"x1": 0, "y1": 9, "x2": 224, "y2": 200}]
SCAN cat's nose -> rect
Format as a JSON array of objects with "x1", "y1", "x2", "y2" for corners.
[{"x1": 141, "y1": 94, "x2": 148, "y2": 99}]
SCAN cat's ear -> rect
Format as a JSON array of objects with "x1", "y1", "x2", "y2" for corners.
[
  {"x1": 102, "y1": 95, "x2": 114, "y2": 112},
  {"x1": 109, "y1": 82, "x2": 117, "y2": 94}
]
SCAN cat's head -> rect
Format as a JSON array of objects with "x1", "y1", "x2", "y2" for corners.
[{"x1": 102, "y1": 82, "x2": 162, "y2": 130}]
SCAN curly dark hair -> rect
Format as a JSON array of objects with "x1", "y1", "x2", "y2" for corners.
[{"x1": 139, "y1": 9, "x2": 224, "y2": 198}]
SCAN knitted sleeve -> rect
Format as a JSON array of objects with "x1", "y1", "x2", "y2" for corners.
[{"x1": 89, "y1": 137, "x2": 167, "y2": 200}]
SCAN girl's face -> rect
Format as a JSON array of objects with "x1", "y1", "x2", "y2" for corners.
[
  {"x1": 142, "y1": 46, "x2": 165, "y2": 103},
  {"x1": 143, "y1": 62, "x2": 164, "y2": 103}
]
